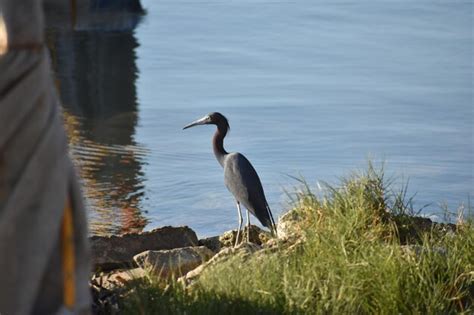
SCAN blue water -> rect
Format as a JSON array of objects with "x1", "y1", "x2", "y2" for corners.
[{"x1": 50, "y1": 0, "x2": 473, "y2": 236}]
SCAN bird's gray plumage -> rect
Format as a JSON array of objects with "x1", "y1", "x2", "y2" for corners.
[
  {"x1": 223, "y1": 152, "x2": 275, "y2": 230},
  {"x1": 183, "y1": 112, "x2": 276, "y2": 241}
]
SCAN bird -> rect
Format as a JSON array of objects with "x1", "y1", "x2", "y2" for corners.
[{"x1": 183, "y1": 112, "x2": 277, "y2": 246}]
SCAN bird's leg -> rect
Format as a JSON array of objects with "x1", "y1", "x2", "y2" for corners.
[
  {"x1": 235, "y1": 202, "x2": 243, "y2": 247},
  {"x1": 246, "y1": 210, "x2": 252, "y2": 243}
]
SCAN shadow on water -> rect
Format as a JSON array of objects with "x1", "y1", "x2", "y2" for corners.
[{"x1": 45, "y1": 3, "x2": 149, "y2": 235}]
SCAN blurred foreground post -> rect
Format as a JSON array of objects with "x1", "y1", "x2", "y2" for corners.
[{"x1": 0, "y1": 1, "x2": 90, "y2": 314}]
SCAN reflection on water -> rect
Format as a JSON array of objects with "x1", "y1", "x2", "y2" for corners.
[{"x1": 47, "y1": 16, "x2": 148, "y2": 235}]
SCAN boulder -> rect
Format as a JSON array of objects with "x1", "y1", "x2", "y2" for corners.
[
  {"x1": 133, "y1": 246, "x2": 214, "y2": 278},
  {"x1": 90, "y1": 226, "x2": 198, "y2": 271}
]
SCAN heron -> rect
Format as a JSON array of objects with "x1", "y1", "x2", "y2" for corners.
[{"x1": 183, "y1": 112, "x2": 277, "y2": 246}]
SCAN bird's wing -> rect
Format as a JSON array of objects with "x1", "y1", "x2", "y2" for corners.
[{"x1": 223, "y1": 153, "x2": 274, "y2": 229}]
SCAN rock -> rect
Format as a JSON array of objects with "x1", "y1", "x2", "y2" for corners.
[
  {"x1": 90, "y1": 226, "x2": 198, "y2": 271},
  {"x1": 90, "y1": 281, "x2": 120, "y2": 314},
  {"x1": 277, "y1": 209, "x2": 305, "y2": 239},
  {"x1": 90, "y1": 268, "x2": 146, "y2": 314},
  {"x1": 263, "y1": 237, "x2": 279, "y2": 249},
  {"x1": 92, "y1": 268, "x2": 146, "y2": 291},
  {"x1": 263, "y1": 234, "x2": 302, "y2": 252},
  {"x1": 219, "y1": 230, "x2": 238, "y2": 247},
  {"x1": 219, "y1": 225, "x2": 272, "y2": 247},
  {"x1": 133, "y1": 246, "x2": 214, "y2": 278},
  {"x1": 394, "y1": 216, "x2": 457, "y2": 244},
  {"x1": 180, "y1": 242, "x2": 262, "y2": 286},
  {"x1": 198, "y1": 236, "x2": 221, "y2": 253}
]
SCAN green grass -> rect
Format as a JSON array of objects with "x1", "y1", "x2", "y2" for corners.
[{"x1": 120, "y1": 163, "x2": 474, "y2": 314}]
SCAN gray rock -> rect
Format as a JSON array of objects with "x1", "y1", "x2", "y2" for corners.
[
  {"x1": 90, "y1": 226, "x2": 198, "y2": 271},
  {"x1": 198, "y1": 236, "x2": 221, "y2": 253},
  {"x1": 133, "y1": 246, "x2": 214, "y2": 278}
]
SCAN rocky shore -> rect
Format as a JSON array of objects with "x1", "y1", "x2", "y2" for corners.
[
  {"x1": 89, "y1": 209, "x2": 304, "y2": 311},
  {"x1": 89, "y1": 210, "x2": 457, "y2": 312}
]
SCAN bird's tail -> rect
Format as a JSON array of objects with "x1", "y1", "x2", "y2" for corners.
[{"x1": 265, "y1": 202, "x2": 278, "y2": 237}]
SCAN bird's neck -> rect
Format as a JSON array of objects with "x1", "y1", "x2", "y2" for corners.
[{"x1": 213, "y1": 125, "x2": 228, "y2": 167}]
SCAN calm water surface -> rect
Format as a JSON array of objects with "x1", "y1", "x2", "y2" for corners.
[{"x1": 49, "y1": 0, "x2": 473, "y2": 236}]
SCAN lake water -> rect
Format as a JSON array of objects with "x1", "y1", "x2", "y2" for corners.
[{"x1": 48, "y1": 0, "x2": 473, "y2": 237}]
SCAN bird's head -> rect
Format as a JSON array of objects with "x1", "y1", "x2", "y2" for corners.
[{"x1": 183, "y1": 112, "x2": 230, "y2": 131}]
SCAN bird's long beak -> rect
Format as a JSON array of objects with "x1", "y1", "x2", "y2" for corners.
[{"x1": 183, "y1": 116, "x2": 208, "y2": 130}]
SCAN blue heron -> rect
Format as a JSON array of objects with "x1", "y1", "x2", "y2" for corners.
[{"x1": 183, "y1": 112, "x2": 277, "y2": 246}]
